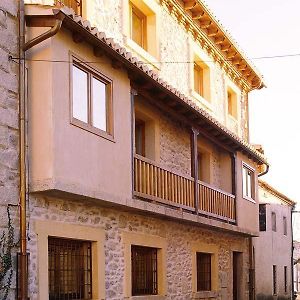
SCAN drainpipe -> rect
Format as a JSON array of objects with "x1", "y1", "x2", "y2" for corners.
[
  {"x1": 18, "y1": 5, "x2": 63, "y2": 299},
  {"x1": 258, "y1": 164, "x2": 269, "y2": 177},
  {"x1": 291, "y1": 205, "x2": 295, "y2": 300}
]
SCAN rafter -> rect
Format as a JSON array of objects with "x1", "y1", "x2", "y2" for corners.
[
  {"x1": 184, "y1": 1, "x2": 197, "y2": 10},
  {"x1": 199, "y1": 20, "x2": 212, "y2": 29}
]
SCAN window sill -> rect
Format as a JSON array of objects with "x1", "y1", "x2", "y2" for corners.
[
  {"x1": 125, "y1": 37, "x2": 160, "y2": 70},
  {"x1": 193, "y1": 290, "x2": 219, "y2": 299},
  {"x1": 243, "y1": 195, "x2": 256, "y2": 204},
  {"x1": 71, "y1": 118, "x2": 115, "y2": 143},
  {"x1": 191, "y1": 90, "x2": 212, "y2": 111},
  {"x1": 131, "y1": 295, "x2": 166, "y2": 300}
]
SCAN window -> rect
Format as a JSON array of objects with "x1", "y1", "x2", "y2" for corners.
[
  {"x1": 194, "y1": 63, "x2": 204, "y2": 97},
  {"x1": 35, "y1": 220, "x2": 105, "y2": 300},
  {"x1": 259, "y1": 204, "x2": 266, "y2": 231},
  {"x1": 197, "y1": 150, "x2": 211, "y2": 184},
  {"x1": 283, "y1": 216, "x2": 287, "y2": 235},
  {"x1": 272, "y1": 212, "x2": 277, "y2": 232},
  {"x1": 242, "y1": 163, "x2": 255, "y2": 200},
  {"x1": 284, "y1": 266, "x2": 288, "y2": 293},
  {"x1": 48, "y1": 237, "x2": 92, "y2": 300},
  {"x1": 71, "y1": 59, "x2": 113, "y2": 137},
  {"x1": 55, "y1": 0, "x2": 82, "y2": 15},
  {"x1": 273, "y1": 265, "x2": 277, "y2": 295},
  {"x1": 227, "y1": 88, "x2": 237, "y2": 118},
  {"x1": 135, "y1": 119, "x2": 145, "y2": 156},
  {"x1": 196, "y1": 252, "x2": 212, "y2": 291},
  {"x1": 130, "y1": 3, "x2": 147, "y2": 50},
  {"x1": 131, "y1": 245, "x2": 158, "y2": 296},
  {"x1": 193, "y1": 58, "x2": 210, "y2": 102}
]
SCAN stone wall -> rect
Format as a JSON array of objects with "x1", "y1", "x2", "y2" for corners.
[
  {"x1": 28, "y1": 195, "x2": 250, "y2": 300},
  {"x1": 0, "y1": 1, "x2": 19, "y2": 299}
]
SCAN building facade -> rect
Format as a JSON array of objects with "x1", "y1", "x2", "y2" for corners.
[
  {"x1": 254, "y1": 181, "x2": 295, "y2": 300},
  {"x1": 0, "y1": 0, "x2": 271, "y2": 299}
]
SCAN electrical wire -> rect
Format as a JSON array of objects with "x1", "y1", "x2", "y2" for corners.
[{"x1": 8, "y1": 52, "x2": 300, "y2": 65}]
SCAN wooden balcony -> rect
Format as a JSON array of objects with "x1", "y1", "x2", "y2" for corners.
[{"x1": 134, "y1": 154, "x2": 236, "y2": 223}]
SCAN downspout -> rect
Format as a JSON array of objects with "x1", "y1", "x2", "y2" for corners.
[
  {"x1": 18, "y1": 6, "x2": 63, "y2": 299},
  {"x1": 258, "y1": 164, "x2": 269, "y2": 177},
  {"x1": 292, "y1": 208, "x2": 294, "y2": 299},
  {"x1": 18, "y1": 1, "x2": 27, "y2": 299}
]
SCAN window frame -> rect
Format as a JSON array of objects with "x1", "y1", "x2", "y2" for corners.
[
  {"x1": 283, "y1": 216, "x2": 287, "y2": 236},
  {"x1": 196, "y1": 252, "x2": 212, "y2": 291},
  {"x1": 123, "y1": 231, "x2": 167, "y2": 299},
  {"x1": 130, "y1": 3, "x2": 148, "y2": 50},
  {"x1": 272, "y1": 211, "x2": 277, "y2": 232},
  {"x1": 35, "y1": 220, "x2": 105, "y2": 300},
  {"x1": 70, "y1": 55, "x2": 114, "y2": 141},
  {"x1": 227, "y1": 88, "x2": 238, "y2": 119},
  {"x1": 273, "y1": 265, "x2": 277, "y2": 295},
  {"x1": 284, "y1": 266, "x2": 288, "y2": 293},
  {"x1": 242, "y1": 162, "x2": 256, "y2": 202}
]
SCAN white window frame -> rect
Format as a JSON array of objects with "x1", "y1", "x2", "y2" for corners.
[{"x1": 242, "y1": 162, "x2": 255, "y2": 202}]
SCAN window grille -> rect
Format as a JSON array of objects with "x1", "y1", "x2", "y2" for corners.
[
  {"x1": 55, "y1": 0, "x2": 82, "y2": 15},
  {"x1": 48, "y1": 237, "x2": 92, "y2": 300},
  {"x1": 131, "y1": 245, "x2": 158, "y2": 296},
  {"x1": 259, "y1": 204, "x2": 266, "y2": 231},
  {"x1": 197, "y1": 252, "x2": 212, "y2": 291}
]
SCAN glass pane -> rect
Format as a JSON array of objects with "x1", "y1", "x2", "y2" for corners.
[
  {"x1": 242, "y1": 167, "x2": 247, "y2": 197},
  {"x1": 72, "y1": 65, "x2": 88, "y2": 123},
  {"x1": 92, "y1": 77, "x2": 107, "y2": 131}
]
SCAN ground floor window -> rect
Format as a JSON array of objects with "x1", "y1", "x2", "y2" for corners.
[
  {"x1": 196, "y1": 252, "x2": 212, "y2": 291},
  {"x1": 48, "y1": 237, "x2": 92, "y2": 300},
  {"x1": 131, "y1": 245, "x2": 158, "y2": 296}
]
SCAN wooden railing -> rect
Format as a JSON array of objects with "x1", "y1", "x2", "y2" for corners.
[
  {"x1": 134, "y1": 155, "x2": 236, "y2": 223},
  {"x1": 198, "y1": 181, "x2": 236, "y2": 222}
]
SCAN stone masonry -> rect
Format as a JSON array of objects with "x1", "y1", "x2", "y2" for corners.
[
  {"x1": 0, "y1": 0, "x2": 19, "y2": 299},
  {"x1": 28, "y1": 196, "x2": 250, "y2": 300}
]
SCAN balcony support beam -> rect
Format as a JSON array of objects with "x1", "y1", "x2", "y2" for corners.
[{"x1": 191, "y1": 128, "x2": 199, "y2": 213}]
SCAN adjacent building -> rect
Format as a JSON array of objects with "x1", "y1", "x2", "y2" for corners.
[
  {"x1": 254, "y1": 180, "x2": 295, "y2": 300},
  {"x1": 0, "y1": 0, "x2": 273, "y2": 299}
]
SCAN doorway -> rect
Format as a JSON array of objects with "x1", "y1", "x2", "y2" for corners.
[{"x1": 233, "y1": 251, "x2": 243, "y2": 300}]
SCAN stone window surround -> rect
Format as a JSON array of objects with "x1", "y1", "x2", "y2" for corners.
[
  {"x1": 34, "y1": 220, "x2": 105, "y2": 300},
  {"x1": 190, "y1": 39, "x2": 213, "y2": 112},
  {"x1": 122, "y1": 0, "x2": 160, "y2": 70},
  {"x1": 122, "y1": 231, "x2": 167, "y2": 299},
  {"x1": 191, "y1": 242, "x2": 219, "y2": 299}
]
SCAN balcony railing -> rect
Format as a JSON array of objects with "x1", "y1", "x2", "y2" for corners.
[{"x1": 134, "y1": 154, "x2": 236, "y2": 223}]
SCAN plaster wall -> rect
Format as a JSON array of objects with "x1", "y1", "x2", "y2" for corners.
[
  {"x1": 253, "y1": 188, "x2": 293, "y2": 300},
  {"x1": 24, "y1": 0, "x2": 249, "y2": 140},
  {"x1": 28, "y1": 195, "x2": 251, "y2": 300}
]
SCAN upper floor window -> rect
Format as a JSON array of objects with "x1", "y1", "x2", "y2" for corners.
[
  {"x1": 55, "y1": 0, "x2": 82, "y2": 15},
  {"x1": 135, "y1": 119, "x2": 145, "y2": 157},
  {"x1": 284, "y1": 266, "x2": 288, "y2": 293},
  {"x1": 272, "y1": 212, "x2": 277, "y2": 232},
  {"x1": 273, "y1": 265, "x2": 277, "y2": 295},
  {"x1": 131, "y1": 245, "x2": 158, "y2": 296},
  {"x1": 48, "y1": 237, "x2": 92, "y2": 299},
  {"x1": 71, "y1": 58, "x2": 113, "y2": 138},
  {"x1": 197, "y1": 150, "x2": 211, "y2": 184},
  {"x1": 283, "y1": 216, "x2": 287, "y2": 235},
  {"x1": 259, "y1": 204, "x2": 266, "y2": 231},
  {"x1": 227, "y1": 88, "x2": 237, "y2": 119},
  {"x1": 242, "y1": 163, "x2": 255, "y2": 200},
  {"x1": 130, "y1": 3, "x2": 147, "y2": 50},
  {"x1": 196, "y1": 252, "x2": 212, "y2": 291},
  {"x1": 193, "y1": 57, "x2": 211, "y2": 102}
]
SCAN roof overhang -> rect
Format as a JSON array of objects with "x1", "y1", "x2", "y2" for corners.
[{"x1": 25, "y1": 8, "x2": 268, "y2": 166}]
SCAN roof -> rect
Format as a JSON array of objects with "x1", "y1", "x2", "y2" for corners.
[
  {"x1": 25, "y1": 7, "x2": 269, "y2": 166},
  {"x1": 170, "y1": 0, "x2": 265, "y2": 89},
  {"x1": 259, "y1": 180, "x2": 296, "y2": 207}
]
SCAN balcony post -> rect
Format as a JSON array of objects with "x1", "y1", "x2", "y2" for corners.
[
  {"x1": 231, "y1": 152, "x2": 237, "y2": 196},
  {"x1": 131, "y1": 89, "x2": 138, "y2": 196},
  {"x1": 191, "y1": 127, "x2": 199, "y2": 212}
]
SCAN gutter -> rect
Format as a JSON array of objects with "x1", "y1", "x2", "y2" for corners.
[
  {"x1": 258, "y1": 164, "x2": 269, "y2": 177},
  {"x1": 18, "y1": 5, "x2": 64, "y2": 299}
]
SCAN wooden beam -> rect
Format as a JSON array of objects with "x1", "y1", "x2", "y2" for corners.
[
  {"x1": 199, "y1": 20, "x2": 212, "y2": 29},
  {"x1": 227, "y1": 51, "x2": 237, "y2": 59},
  {"x1": 111, "y1": 59, "x2": 123, "y2": 69},
  {"x1": 93, "y1": 47, "x2": 104, "y2": 57},
  {"x1": 230, "y1": 57, "x2": 241, "y2": 65},
  {"x1": 207, "y1": 28, "x2": 219, "y2": 37},
  {"x1": 192, "y1": 10, "x2": 205, "y2": 20},
  {"x1": 238, "y1": 64, "x2": 247, "y2": 71},
  {"x1": 214, "y1": 36, "x2": 226, "y2": 45},
  {"x1": 72, "y1": 31, "x2": 84, "y2": 43},
  {"x1": 191, "y1": 128, "x2": 199, "y2": 213},
  {"x1": 184, "y1": 1, "x2": 197, "y2": 10},
  {"x1": 221, "y1": 43, "x2": 231, "y2": 52}
]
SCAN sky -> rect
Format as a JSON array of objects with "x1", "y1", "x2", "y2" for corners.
[{"x1": 202, "y1": 0, "x2": 300, "y2": 237}]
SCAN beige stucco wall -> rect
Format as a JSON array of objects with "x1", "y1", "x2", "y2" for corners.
[
  {"x1": 253, "y1": 187, "x2": 293, "y2": 299},
  {"x1": 28, "y1": 195, "x2": 251, "y2": 300},
  {"x1": 24, "y1": 0, "x2": 250, "y2": 140},
  {"x1": 28, "y1": 27, "x2": 132, "y2": 204}
]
